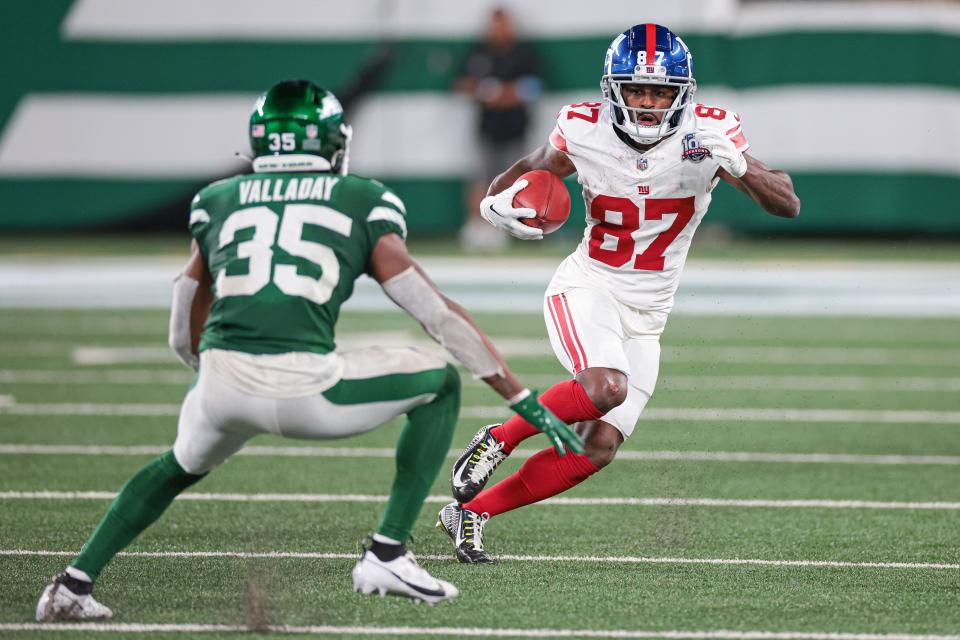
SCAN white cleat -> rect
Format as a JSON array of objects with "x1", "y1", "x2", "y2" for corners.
[
  {"x1": 351, "y1": 550, "x2": 458, "y2": 605},
  {"x1": 36, "y1": 571, "x2": 113, "y2": 622}
]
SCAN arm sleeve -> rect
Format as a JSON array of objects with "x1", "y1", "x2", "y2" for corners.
[
  {"x1": 168, "y1": 273, "x2": 199, "y2": 370},
  {"x1": 380, "y1": 267, "x2": 503, "y2": 379}
]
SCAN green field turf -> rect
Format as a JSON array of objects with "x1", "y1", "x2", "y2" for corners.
[{"x1": 1, "y1": 309, "x2": 959, "y2": 639}]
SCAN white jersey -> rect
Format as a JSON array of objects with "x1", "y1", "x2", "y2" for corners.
[{"x1": 546, "y1": 100, "x2": 749, "y2": 329}]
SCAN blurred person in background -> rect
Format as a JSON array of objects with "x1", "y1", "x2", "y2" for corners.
[{"x1": 455, "y1": 7, "x2": 542, "y2": 251}]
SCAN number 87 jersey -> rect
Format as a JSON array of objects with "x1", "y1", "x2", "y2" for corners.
[{"x1": 547, "y1": 100, "x2": 748, "y2": 323}]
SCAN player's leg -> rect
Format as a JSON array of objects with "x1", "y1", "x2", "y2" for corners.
[
  {"x1": 471, "y1": 338, "x2": 657, "y2": 511},
  {"x1": 450, "y1": 288, "x2": 624, "y2": 504},
  {"x1": 441, "y1": 296, "x2": 660, "y2": 562},
  {"x1": 37, "y1": 364, "x2": 263, "y2": 621},
  {"x1": 496, "y1": 290, "x2": 628, "y2": 449},
  {"x1": 278, "y1": 346, "x2": 460, "y2": 603}
]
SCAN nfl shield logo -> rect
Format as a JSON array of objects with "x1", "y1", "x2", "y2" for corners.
[
  {"x1": 637, "y1": 157, "x2": 649, "y2": 171},
  {"x1": 305, "y1": 124, "x2": 319, "y2": 139},
  {"x1": 251, "y1": 124, "x2": 265, "y2": 138}
]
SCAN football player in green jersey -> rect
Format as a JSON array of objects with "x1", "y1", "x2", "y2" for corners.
[{"x1": 36, "y1": 80, "x2": 583, "y2": 618}]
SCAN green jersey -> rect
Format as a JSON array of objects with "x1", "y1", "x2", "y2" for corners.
[{"x1": 188, "y1": 171, "x2": 407, "y2": 355}]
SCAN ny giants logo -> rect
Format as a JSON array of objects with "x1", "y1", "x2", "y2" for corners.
[
  {"x1": 681, "y1": 133, "x2": 711, "y2": 163},
  {"x1": 637, "y1": 185, "x2": 650, "y2": 195}
]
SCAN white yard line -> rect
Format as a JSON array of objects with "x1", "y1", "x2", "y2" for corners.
[
  {"x1": 3, "y1": 402, "x2": 959, "y2": 424},
  {"x1": 4, "y1": 491, "x2": 960, "y2": 511},
  {"x1": 4, "y1": 444, "x2": 960, "y2": 467},
  {"x1": 0, "y1": 369, "x2": 191, "y2": 384},
  {"x1": 3, "y1": 549, "x2": 956, "y2": 571},
  {"x1": 639, "y1": 408, "x2": 960, "y2": 425},
  {"x1": 5, "y1": 369, "x2": 960, "y2": 393},
  {"x1": 654, "y1": 376, "x2": 960, "y2": 393},
  {"x1": 663, "y1": 346, "x2": 960, "y2": 366},
  {"x1": 53, "y1": 344, "x2": 960, "y2": 366},
  {"x1": 0, "y1": 623, "x2": 957, "y2": 640}
]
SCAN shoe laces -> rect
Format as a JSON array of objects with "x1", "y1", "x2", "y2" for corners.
[
  {"x1": 466, "y1": 441, "x2": 506, "y2": 484},
  {"x1": 462, "y1": 510, "x2": 490, "y2": 551}
]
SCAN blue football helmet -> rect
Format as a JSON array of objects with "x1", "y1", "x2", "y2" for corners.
[{"x1": 601, "y1": 24, "x2": 696, "y2": 144}]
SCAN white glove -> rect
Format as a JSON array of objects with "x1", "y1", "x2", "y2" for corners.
[
  {"x1": 479, "y1": 179, "x2": 543, "y2": 240},
  {"x1": 696, "y1": 128, "x2": 748, "y2": 178}
]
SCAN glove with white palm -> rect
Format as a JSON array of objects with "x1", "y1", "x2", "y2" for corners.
[
  {"x1": 696, "y1": 128, "x2": 748, "y2": 179},
  {"x1": 479, "y1": 179, "x2": 542, "y2": 240}
]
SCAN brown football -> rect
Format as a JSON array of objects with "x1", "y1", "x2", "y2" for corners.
[{"x1": 514, "y1": 170, "x2": 571, "y2": 235}]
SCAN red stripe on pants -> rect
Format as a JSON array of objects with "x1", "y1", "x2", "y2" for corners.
[
  {"x1": 550, "y1": 294, "x2": 582, "y2": 373},
  {"x1": 560, "y1": 293, "x2": 588, "y2": 371}
]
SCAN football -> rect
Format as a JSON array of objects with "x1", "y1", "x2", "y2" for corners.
[{"x1": 514, "y1": 170, "x2": 571, "y2": 234}]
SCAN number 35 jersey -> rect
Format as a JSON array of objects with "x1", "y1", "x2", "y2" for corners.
[
  {"x1": 188, "y1": 172, "x2": 407, "y2": 355},
  {"x1": 547, "y1": 101, "x2": 748, "y2": 328}
]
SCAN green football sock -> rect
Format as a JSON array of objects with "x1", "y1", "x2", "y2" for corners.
[
  {"x1": 378, "y1": 363, "x2": 461, "y2": 542},
  {"x1": 72, "y1": 450, "x2": 205, "y2": 581}
]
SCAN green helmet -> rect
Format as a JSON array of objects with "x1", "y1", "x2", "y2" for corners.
[{"x1": 249, "y1": 80, "x2": 351, "y2": 174}]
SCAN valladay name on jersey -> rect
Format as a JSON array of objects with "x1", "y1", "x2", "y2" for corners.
[{"x1": 236, "y1": 175, "x2": 341, "y2": 206}]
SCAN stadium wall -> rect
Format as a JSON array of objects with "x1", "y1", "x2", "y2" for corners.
[{"x1": 1, "y1": 0, "x2": 958, "y2": 236}]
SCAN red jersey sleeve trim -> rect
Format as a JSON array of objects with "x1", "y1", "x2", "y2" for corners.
[
  {"x1": 730, "y1": 131, "x2": 749, "y2": 151},
  {"x1": 549, "y1": 126, "x2": 569, "y2": 153}
]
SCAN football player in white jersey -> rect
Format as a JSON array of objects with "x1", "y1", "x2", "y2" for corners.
[{"x1": 438, "y1": 23, "x2": 800, "y2": 563}]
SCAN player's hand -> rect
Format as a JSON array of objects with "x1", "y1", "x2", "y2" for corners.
[
  {"x1": 696, "y1": 128, "x2": 748, "y2": 178},
  {"x1": 479, "y1": 179, "x2": 543, "y2": 241},
  {"x1": 509, "y1": 389, "x2": 585, "y2": 455}
]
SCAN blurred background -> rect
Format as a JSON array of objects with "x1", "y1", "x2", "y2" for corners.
[{"x1": 1, "y1": 0, "x2": 957, "y2": 249}]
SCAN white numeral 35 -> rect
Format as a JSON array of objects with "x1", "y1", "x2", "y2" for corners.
[{"x1": 216, "y1": 205, "x2": 351, "y2": 305}]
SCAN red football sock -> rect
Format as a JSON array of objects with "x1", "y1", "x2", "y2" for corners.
[
  {"x1": 491, "y1": 380, "x2": 603, "y2": 453},
  {"x1": 463, "y1": 448, "x2": 600, "y2": 517}
]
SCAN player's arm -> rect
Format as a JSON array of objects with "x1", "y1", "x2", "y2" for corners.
[
  {"x1": 168, "y1": 240, "x2": 214, "y2": 370},
  {"x1": 368, "y1": 233, "x2": 584, "y2": 454},
  {"x1": 481, "y1": 144, "x2": 576, "y2": 240},
  {"x1": 695, "y1": 125, "x2": 800, "y2": 219},
  {"x1": 717, "y1": 154, "x2": 800, "y2": 218},
  {"x1": 489, "y1": 143, "x2": 575, "y2": 196}
]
